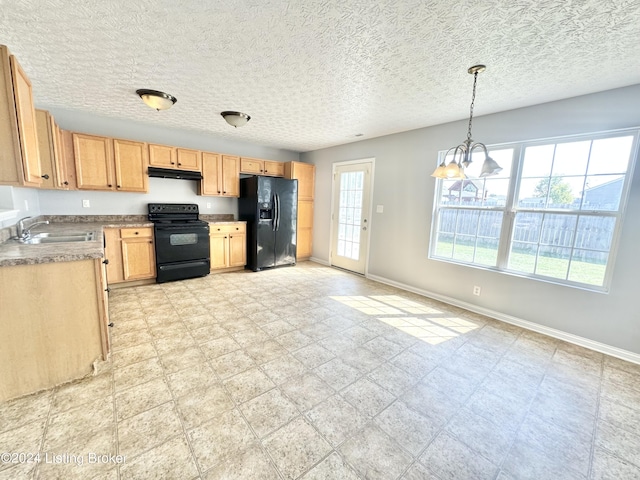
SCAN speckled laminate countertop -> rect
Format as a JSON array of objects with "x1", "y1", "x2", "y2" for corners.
[{"x1": 0, "y1": 217, "x2": 243, "y2": 267}]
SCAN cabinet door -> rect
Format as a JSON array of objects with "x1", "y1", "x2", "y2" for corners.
[
  {"x1": 263, "y1": 160, "x2": 284, "y2": 177},
  {"x1": 148, "y1": 144, "x2": 176, "y2": 168},
  {"x1": 292, "y1": 162, "x2": 315, "y2": 200},
  {"x1": 73, "y1": 134, "x2": 114, "y2": 190},
  {"x1": 221, "y1": 155, "x2": 240, "y2": 197},
  {"x1": 51, "y1": 120, "x2": 68, "y2": 189},
  {"x1": 176, "y1": 148, "x2": 201, "y2": 171},
  {"x1": 121, "y1": 237, "x2": 156, "y2": 280},
  {"x1": 228, "y1": 233, "x2": 246, "y2": 267},
  {"x1": 35, "y1": 110, "x2": 56, "y2": 189},
  {"x1": 200, "y1": 152, "x2": 221, "y2": 195},
  {"x1": 113, "y1": 139, "x2": 148, "y2": 192},
  {"x1": 104, "y1": 228, "x2": 124, "y2": 284},
  {"x1": 297, "y1": 200, "x2": 314, "y2": 259},
  {"x1": 210, "y1": 233, "x2": 229, "y2": 269},
  {"x1": 10, "y1": 55, "x2": 42, "y2": 186},
  {"x1": 59, "y1": 130, "x2": 77, "y2": 190},
  {"x1": 240, "y1": 157, "x2": 263, "y2": 174}
]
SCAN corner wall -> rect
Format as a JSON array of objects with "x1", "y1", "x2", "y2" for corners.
[{"x1": 301, "y1": 84, "x2": 640, "y2": 356}]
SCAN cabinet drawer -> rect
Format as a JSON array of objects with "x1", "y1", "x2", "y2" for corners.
[
  {"x1": 120, "y1": 227, "x2": 153, "y2": 238},
  {"x1": 210, "y1": 223, "x2": 246, "y2": 234}
]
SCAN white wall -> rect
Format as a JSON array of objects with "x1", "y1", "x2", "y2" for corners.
[
  {"x1": 302, "y1": 84, "x2": 640, "y2": 356},
  {"x1": 36, "y1": 107, "x2": 299, "y2": 216},
  {"x1": 0, "y1": 186, "x2": 40, "y2": 227}
]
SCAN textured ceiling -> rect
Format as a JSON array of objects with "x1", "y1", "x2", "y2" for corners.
[{"x1": 1, "y1": 0, "x2": 639, "y2": 152}]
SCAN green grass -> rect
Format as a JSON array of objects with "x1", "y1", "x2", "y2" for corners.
[{"x1": 434, "y1": 241, "x2": 606, "y2": 286}]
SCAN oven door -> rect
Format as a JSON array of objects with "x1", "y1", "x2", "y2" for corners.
[{"x1": 154, "y1": 223, "x2": 210, "y2": 265}]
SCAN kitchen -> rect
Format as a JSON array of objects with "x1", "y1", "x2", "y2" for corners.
[{"x1": 2, "y1": 1, "x2": 640, "y2": 478}]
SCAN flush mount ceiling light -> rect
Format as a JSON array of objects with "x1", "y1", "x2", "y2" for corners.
[
  {"x1": 431, "y1": 65, "x2": 502, "y2": 180},
  {"x1": 136, "y1": 89, "x2": 177, "y2": 111},
  {"x1": 221, "y1": 111, "x2": 251, "y2": 128}
]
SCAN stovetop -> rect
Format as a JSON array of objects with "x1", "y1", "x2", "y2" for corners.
[{"x1": 148, "y1": 203, "x2": 201, "y2": 223}]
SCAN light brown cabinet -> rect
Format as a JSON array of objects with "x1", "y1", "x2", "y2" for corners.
[
  {"x1": 149, "y1": 144, "x2": 202, "y2": 171},
  {"x1": 210, "y1": 223, "x2": 246, "y2": 271},
  {"x1": 285, "y1": 161, "x2": 316, "y2": 259},
  {"x1": 73, "y1": 133, "x2": 148, "y2": 192},
  {"x1": 104, "y1": 227, "x2": 156, "y2": 283},
  {"x1": 0, "y1": 259, "x2": 109, "y2": 401},
  {"x1": 0, "y1": 45, "x2": 42, "y2": 187},
  {"x1": 200, "y1": 153, "x2": 240, "y2": 197},
  {"x1": 36, "y1": 109, "x2": 71, "y2": 189},
  {"x1": 240, "y1": 157, "x2": 284, "y2": 177}
]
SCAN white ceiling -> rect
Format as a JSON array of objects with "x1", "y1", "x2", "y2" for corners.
[{"x1": 1, "y1": 0, "x2": 639, "y2": 153}]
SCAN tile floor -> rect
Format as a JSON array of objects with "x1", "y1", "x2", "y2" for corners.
[{"x1": 1, "y1": 262, "x2": 640, "y2": 480}]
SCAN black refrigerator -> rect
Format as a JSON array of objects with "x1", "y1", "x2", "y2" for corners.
[{"x1": 239, "y1": 176, "x2": 298, "y2": 271}]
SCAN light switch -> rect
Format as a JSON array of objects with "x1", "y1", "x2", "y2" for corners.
[{"x1": 376, "y1": 205, "x2": 384, "y2": 213}]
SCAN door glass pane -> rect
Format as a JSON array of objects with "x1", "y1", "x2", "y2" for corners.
[{"x1": 337, "y1": 170, "x2": 365, "y2": 261}]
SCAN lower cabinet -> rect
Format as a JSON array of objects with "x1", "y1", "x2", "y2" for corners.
[
  {"x1": 0, "y1": 259, "x2": 109, "y2": 401},
  {"x1": 104, "y1": 227, "x2": 156, "y2": 283},
  {"x1": 210, "y1": 222, "x2": 246, "y2": 271}
]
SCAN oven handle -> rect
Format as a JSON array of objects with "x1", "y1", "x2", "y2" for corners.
[{"x1": 154, "y1": 225, "x2": 208, "y2": 232}]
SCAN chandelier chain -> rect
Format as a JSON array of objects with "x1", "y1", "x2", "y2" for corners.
[{"x1": 467, "y1": 71, "x2": 478, "y2": 141}]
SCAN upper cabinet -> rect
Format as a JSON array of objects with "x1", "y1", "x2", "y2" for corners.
[
  {"x1": 0, "y1": 45, "x2": 42, "y2": 187},
  {"x1": 200, "y1": 153, "x2": 240, "y2": 197},
  {"x1": 240, "y1": 157, "x2": 284, "y2": 177},
  {"x1": 36, "y1": 109, "x2": 71, "y2": 190},
  {"x1": 285, "y1": 161, "x2": 315, "y2": 201},
  {"x1": 149, "y1": 144, "x2": 202, "y2": 171},
  {"x1": 73, "y1": 133, "x2": 148, "y2": 192}
]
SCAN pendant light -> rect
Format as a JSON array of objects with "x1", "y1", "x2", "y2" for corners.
[
  {"x1": 136, "y1": 89, "x2": 177, "y2": 111},
  {"x1": 221, "y1": 111, "x2": 251, "y2": 128},
  {"x1": 432, "y1": 65, "x2": 502, "y2": 179}
]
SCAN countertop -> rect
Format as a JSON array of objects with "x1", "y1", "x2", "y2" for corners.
[{"x1": 0, "y1": 219, "x2": 245, "y2": 267}]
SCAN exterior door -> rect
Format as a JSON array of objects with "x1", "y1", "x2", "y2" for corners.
[{"x1": 330, "y1": 160, "x2": 373, "y2": 274}]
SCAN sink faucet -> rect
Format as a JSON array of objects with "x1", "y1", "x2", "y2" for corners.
[{"x1": 16, "y1": 216, "x2": 50, "y2": 240}]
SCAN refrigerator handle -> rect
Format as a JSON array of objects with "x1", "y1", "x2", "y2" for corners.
[
  {"x1": 275, "y1": 194, "x2": 280, "y2": 231},
  {"x1": 272, "y1": 194, "x2": 277, "y2": 232}
]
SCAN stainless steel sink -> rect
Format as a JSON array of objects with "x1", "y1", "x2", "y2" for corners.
[{"x1": 20, "y1": 232, "x2": 96, "y2": 244}]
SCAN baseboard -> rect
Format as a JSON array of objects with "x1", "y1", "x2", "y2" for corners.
[
  {"x1": 366, "y1": 273, "x2": 640, "y2": 365},
  {"x1": 309, "y1": 256, "x2": 330, "y2": 266}
]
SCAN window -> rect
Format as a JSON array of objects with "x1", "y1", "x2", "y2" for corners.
[{"x1": 430, "y1": 130, "x2": 638, "y2": 291}]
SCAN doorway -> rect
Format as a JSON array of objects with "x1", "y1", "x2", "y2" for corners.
[{"x1": 330, "y1": 159, "x2": 374, "y2": 274}]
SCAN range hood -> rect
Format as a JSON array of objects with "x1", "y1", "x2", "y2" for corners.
[{"x1": 148, "y1": 167, "x2": 202, "y2": 180}]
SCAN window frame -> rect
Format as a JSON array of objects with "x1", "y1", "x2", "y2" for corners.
[{"x1": 429, "y1": 128, "x2": 639, "y2": 293}]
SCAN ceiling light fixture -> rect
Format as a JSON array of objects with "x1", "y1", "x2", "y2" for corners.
[
  {"x1": 431, "y1": 65, "x2": 502, "y2": 180},
  {"x1": 136, "y1": 89, "x2": 177, "y2": 111},
  {"x1": 221, "y1": 111, "x2": 251, "y2": 128}
]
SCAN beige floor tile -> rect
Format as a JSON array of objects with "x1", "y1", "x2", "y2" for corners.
[
  {"x1": 115, "y1": 378, "x2": 172, "y2": 422},
  {"x1": 201, "y1": 443, "x2": 280, "y2": 480},
  {"x1": 401, "y1": 462, "x2": 442, "y2": 480},
  {"x1": 262, "y1": 355, "x2": 307, "y2": 385},
  {"x1": 400, "y1": 382, "x2": 461, "y2": 428},
  {"x1": 166, "y1": 363, "x2": 218, "y2": 398},
  {"x1": 591, "y1": 447, "x2": 640, "y2": 480},
  {"x1": 223, "y1": 368, "x2": 276, "y2": 404},
  {"x1": 239, "y1": 389, "x2": 299, "y2": 438},
  {"x1": 200, "y1": 336, "x2": 241, "y2": 359},
  {"x1": 264, "y1": 416, "x2": 332, "y2": 480},
  {"x1": 292, "y1": 343, "x2": 336, "y2": 369},
  {"x1": 306, "y1": 394, "x2": 368, "y2": 447},
  {"x1": 466, "y1": 387, "x2": 530, "y2": 432},
  {"x1": 244, "y1": 339, "x2": 288, "y2": 364},
  {"x1": 0, "y1": 419, "x2": 46, "y2": 465},
  {"x1": 176, "y1": 384, "x2": 234, "y2": 429},
  {"x1": 0, "y1": 390, "x2": 52, "y2": 434},
  {"x1": 275, "y1": 330, "x2": 315, "y2": 352},
  {"x1": 301, "y1": 452, "x2": 361, "y2": 480},
  {"x1": 595, "y1": 420, "x2": 640, "y2": 469},
  {"x1": 117, "y1": 402, "x2": 182, "y2": 457},
  {"x1": 111, "y1": 342, "x2": 158, "y2": 369},
  {"x1": 114, "y1": 357, "x2": 164, "y2": 393},
  {"x1": 281, "y1": 373, "x2": 335, "y2": 411},
  {"x1": 420, "y1": 432, "x2": 498, "y2": 480},
  {"x1": 367, "y1": 362, "x2": 417, "y2": 396},
  {"x1": 0, "y1": 462, "x2": 37, "y2": 479},
  {"x1": 501, "y1": 439, "x2": 585, "y2": 480},
  {"x1": 340, "y1": 423, "x2": 413, "y2": 480},
  {"x1": 209, "y1": 350, "x2": 256, "y2": 379},
  {"x1": 51, "y1": 374, "x2": 113, "y2": 416},
  {"x1": 159, "y1": 346, "x2": 207, "y2": 375},
  {"x1": 120, "y1": 434, "x2": 198, "y2": 480},
  {"x1": 341, "y1": 379, "x2": 395, "y2": 418},
  {"x1": 188, "y1": 409, "x2": 256, "y2": 472},
  {"x1": 314, "y1": 358, "x2": 363, "y2": 391},
  {"x1": 374, "y1": 400, "x2": 439, "y2": 456}
]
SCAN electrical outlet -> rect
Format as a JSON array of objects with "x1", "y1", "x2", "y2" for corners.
[
  {"x1": 376, "y1": 205, "x2": 384, "y2": 213},
  {"x1": 206, "y1": 202, "x2": 212, "y2": 209},
  {"x1": 82, "y1": 199, "x2": 90, "y2": 208},
  {"x1": 473, "y1": 286, "x2": 481, "y2": 296}
]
